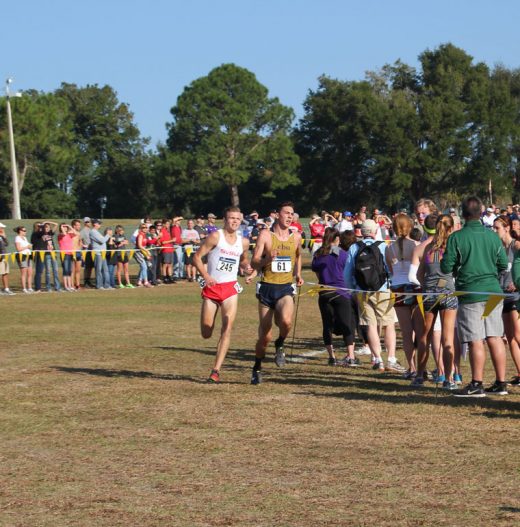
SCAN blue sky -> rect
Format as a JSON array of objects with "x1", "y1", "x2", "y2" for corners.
[{"x1": 2, "y1": 0, "x2": 519, "y2": 147}]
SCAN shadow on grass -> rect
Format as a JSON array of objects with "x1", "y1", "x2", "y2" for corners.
[
  {"x1": 293, "y1": 379, "x2": 520, "y2": 414},
  {"x1": 51, "y1": 366, "x2": 242, "y2": 385}
]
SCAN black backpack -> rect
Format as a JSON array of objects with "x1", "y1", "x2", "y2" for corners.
[{"x1": 354, "y1": 241, "x2": 387, "y2": 291}]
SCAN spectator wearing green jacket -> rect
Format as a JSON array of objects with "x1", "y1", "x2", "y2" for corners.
[{"x1": 441, "y1": 196, "x2": 508, "y2": 398}]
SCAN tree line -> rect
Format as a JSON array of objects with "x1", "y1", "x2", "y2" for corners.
[{"x1": 1, "y1": 43, "x2": 520, "y2": 219}]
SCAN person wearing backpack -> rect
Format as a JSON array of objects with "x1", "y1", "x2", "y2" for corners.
[{"x1": 343, "y1": 219, "x2": 398, "y2": 371}]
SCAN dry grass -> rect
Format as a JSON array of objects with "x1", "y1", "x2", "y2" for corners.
[{"x1": 1, "y1": 265, "x2": 520, "y2": 526}]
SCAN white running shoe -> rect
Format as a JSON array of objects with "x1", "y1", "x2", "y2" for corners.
[{"x1": 355, "y1": 345, "x2": 371, "y2": 356}]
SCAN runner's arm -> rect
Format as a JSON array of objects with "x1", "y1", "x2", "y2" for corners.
[
  {"x1": 294, "y1": 233, "x2": 304, "y2": 286},
  {"x1": 193, "y1": 231, "x2": 219, "y2": 285},
  {"x1": 240, "y1": 238, "x2": 257, "y2": 283},
  {"x1": 251, "y1": 229, "x2": 272, "y2": 272}
]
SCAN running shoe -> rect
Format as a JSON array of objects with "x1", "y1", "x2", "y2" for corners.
[
  {"x1": 453, "y1": 373, "x2": 463, "y2": 385},
  {"x1": 484, "y1": 381, "x2": 508, "y2": 395},
  {"x1": 274, "y1": 346, "x2": 286, "y2": 367},
  {"x1": 126, "y1": 283, "x2": 135, "y2": 289},
  {"x1": 508, "y1": 376, "x2": 520, "y2": 386},
  {"x1": 403, "y1": 370, "x2": 417, "y2": 380},
  {"x1": 434, "y1": 374, "x2": 446, "y2": 384},
  {"x1": 411, "y1": 377, "x2": 425, "y2": 387},
  {"x1": 118, "y1": 284, "x2": 126, "y2": 289},
  {"x1": 442, "y1": 380, "x2": 457, "y2": 391},
  {"x1": 385, "y1": 361, "x2": 406, "y2": 373},
  {"x1": 355, "y1": 345, "x2": 371, "y2": 356},
  {"x1": 342, "y1": 357, "x2": 361, "y2": 367},
  {"x1": 371, "y1": 360, "x2": 385, "y2": 371},
  {"x1": 327, "y1": 357, "x2": 337, "y2": 366},
  {"x1": 251, "y1": 369, "x2": 262, "y2": 385},
  {"x1": 207, "y1": 369, "x2": 220, "y2": 383},
  {"x1": 3, "y1": 288, "x2": 16, "y2": 296},
  {"x1": 453, "y1": 382, "x2": 486, "y2": 398}
]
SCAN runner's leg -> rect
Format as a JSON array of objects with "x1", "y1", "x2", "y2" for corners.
[
  {"x1": 212, "y1": 295, "x2": 238, "y2": 372},
  {"x1": 201, "y1": 298, "x2": 219, "y2": 339}
]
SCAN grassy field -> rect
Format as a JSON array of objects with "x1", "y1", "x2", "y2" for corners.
[{"x1": 1, "y1": 261, "x2": 520, "y2": 526}]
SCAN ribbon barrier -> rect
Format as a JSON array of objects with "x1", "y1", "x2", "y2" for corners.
[
  {"x1": 0, "y1": 250, "x2": 512, "y2": 319},
  {"x1": 304, "y1": 282, "x2": 511, "y2": 319}
]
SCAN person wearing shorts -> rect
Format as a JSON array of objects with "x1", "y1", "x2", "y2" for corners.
[
  {"x1": 250, "y1": 201, "x2": 304, "y2": 384},
  {"x1": 412, "y1": 214, "x2": 458, "y2": 389},
  {"x1": 0, "y1": 223, "x2": 14, "y2": 295},
  {"x1": 442, "y1": 196, "x2": 508, "y2": 397},
  {"x1": 193, "y1": 206, "x2": 255, "y2": 383},
  {"x1": 343, "y1": 219, "x2": 395, "y2": 372}
]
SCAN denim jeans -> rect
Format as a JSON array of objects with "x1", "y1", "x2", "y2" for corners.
[
  {"x1": 134, "y1": 252, "x2": 148, "y2": 283},
  {"x1": 173, "y1": 246, "x2": 185, "y2": 278},
  {"x1": 94, "y1": 253, "x2": 110, "y2": 288},
  {"x1": 45, "y1": 254, "x2": 61, "y2": 291},
  {"x1": 107, "y1": 263, "x2": 116, "y2": 287},
  {"x1": 34, "y1": 255, "x2": 45, "y2": 291},
  {"x1": 62, "y1": 254, "x2": 73, "y2": 277}
]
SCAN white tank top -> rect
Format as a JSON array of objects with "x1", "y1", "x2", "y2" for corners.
[{"x1": 207, "y1": 229, "x2": 243, "y2": 284}]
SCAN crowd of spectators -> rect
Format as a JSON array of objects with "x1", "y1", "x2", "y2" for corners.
[{"x1": 2, "y1": 198, "x2": 520, "y2": 397}]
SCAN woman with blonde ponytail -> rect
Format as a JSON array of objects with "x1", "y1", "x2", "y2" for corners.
[
  {"x1": 414, "y1": 214, "x2": 458, "y2": 389},
  {"x1": 385, "y1": 213, "x2": 420, "y2": 374}
]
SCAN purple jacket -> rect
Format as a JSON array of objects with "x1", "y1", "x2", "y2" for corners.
[{"x1": 311, "y1": 247, "x2": 350, "y2": 297}]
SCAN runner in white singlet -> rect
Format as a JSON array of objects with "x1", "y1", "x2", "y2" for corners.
[{"x1": 193, "y1": 207, "x2": 256, "y2": 383}]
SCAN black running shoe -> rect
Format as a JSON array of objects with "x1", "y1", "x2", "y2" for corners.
[
  {"x1": 274, "y1": 346, "x2": 286, "y2": 367},
  {"x1": 484, "y1": 381, "x2": 508, "y2": 395},
  {"x1": 251, "y1": 369, "x2": 262, "y2": 385},
  {"x1": 328, "y1": 357, "x2": 337, "y2": 366},
  {"x1": 508, "y1": 376, "x2": 520, "y2": 386},
  {"x1": 453, "y1": 382, "x2": 486, "y2": 398}
]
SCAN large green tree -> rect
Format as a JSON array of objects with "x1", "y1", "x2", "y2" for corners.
[
  {"x1": 165, "y1": 63, "x2": 299, "y2": 207},
  {"x1": 56, "y1": 83, "x2": 151, "y2": 217},
  {"x1": 0, "y1": 90, "x2": 77, "y2": 217},
  {"x1": 295, "y1": 43, "x2": 520, "y2": 212}
]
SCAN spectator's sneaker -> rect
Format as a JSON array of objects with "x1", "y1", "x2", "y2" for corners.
[
  {"x1": 453, "y1": 382, "x2": 486, "y2": 398},
  {"x1": 355, "y1": 345, "x2": 371, "y2": 356},
  {"x1": 125, "y1": 283, "x2": 135, "y2": 289},
  {"x1": 251, "y1": 369, "x2": 262, "y2": 385},
  {"x1": 118, "y1": 284, "x2": 125, "y2": 289},
  {"x1": 411, "y1": 377, "x2": 425, "y2": 387},
  {"x1": 327, "y1": 357, "x2": 337, "y2": 366},
  {"x1": 372, "y1": 360, "x2": 385, "y2": 371},
  {"x1": 27, "y1": 288, "x2": 34, "y2": 293},
  {"x1": 453, "y1": 373, "x2": 463, "y2": 385},
  {"x1": 3, "y1": 288, "x2": 16, "y2": 296},
  {"x1": 386, "y1": 360, "x2": 406, "y2": 373},
  {"x1": 484, "y1": 381, "x2": 508, "y2": 395},
  {"x1": 342, "y1": 357, "x2": 361, "y2": 367},
  {"x1": 23, "y1": 288, "x2": 30, "y2": 294},
  {"x1": 274, "y1": 347, "x2": 286, "y2": 367},
  {"x1": 508, "y1": 375, "x2": 520, "y2": 386},
  {"x1": 442, "y1": 380, "x2": 457, "y2": 391},
  {"x1": 207, "y1": 369, "x2": 220, "y2": 383}
]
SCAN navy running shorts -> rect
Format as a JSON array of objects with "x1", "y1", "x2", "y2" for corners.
[{"x1": 256, "y1": 282, "x2": 296, "y2": 309}]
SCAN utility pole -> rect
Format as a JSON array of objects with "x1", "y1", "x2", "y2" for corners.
[{"x1": 5, "y1": 78, "x2": 22, "y2": 219}]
